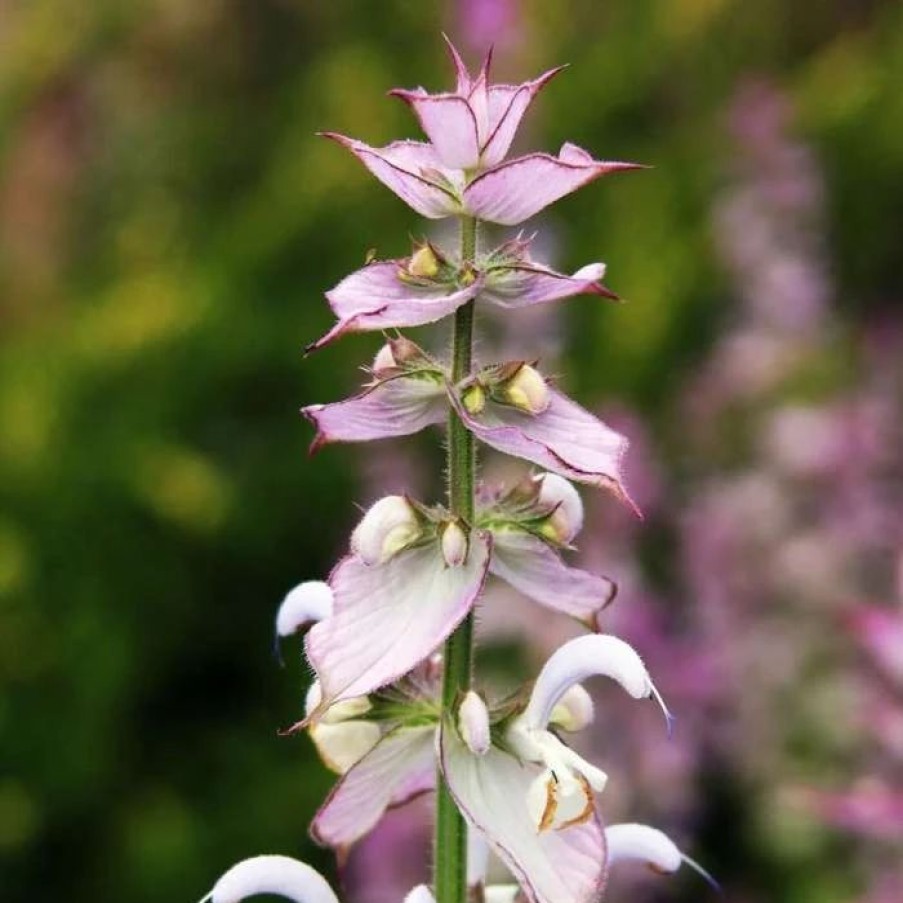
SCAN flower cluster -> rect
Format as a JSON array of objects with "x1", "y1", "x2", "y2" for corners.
[{"x1": 200, "y1": 39, "x2": 710, "y2": 903}]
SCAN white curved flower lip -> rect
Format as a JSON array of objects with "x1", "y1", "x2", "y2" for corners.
[
  {"x1": 202, "y1": 855, "x2": 338, "y2": 903},
  {"x1": 302, "y1": 373, "x2": 447, "y2": 454},
  {"x1": 488, "y1": 528, "x2": 616, "y2": 626},
  {"x1": 320, "y1": 134, "x2": 462, "y2": 219},
  {"x1": 273, "y1": 581, "x2": 334, "y2": 666},
  {"x1": 276, "y1": 581, "x2": 334, "y2": 637},
  {"x1": 449, "y1": 378, "x2": 637, "y2": 512},
  {"x1": 439, "y1": 721, "x2": 608, "y2": 903},
  {"x1": 311, "y1": 724, "x2": 436, "y2": 850},
  {"x1": 605, "y1": 824, "x2": 719, "y2": 890},
  {"x1": 462, "y1": 143, "x2": 645, "y2": 226},
  {"x1": 305, "y1": 533, "x2": 492, "y2": 714},
  {"x1": 522, "y1": 634, "x2": 674, "y2": 736},
  {"x1": 308, "y1": 261, "x2": 486, "y2": 351}
]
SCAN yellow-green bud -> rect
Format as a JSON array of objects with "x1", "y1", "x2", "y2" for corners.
[
  {"x1": 501, "y1": 364, "x2": 550, "y2": 414},
  {"x1": 407, "y1": 244, "x2": 441, "y2": 278},
  {"x1": 351, "y1": 495, "x2": 422, "y2": 565},
  {"x1": 462, "y1": 383, "x2": 487, "y2": 416}
]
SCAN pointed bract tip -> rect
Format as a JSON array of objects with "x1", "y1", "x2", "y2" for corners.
[
  {"x1": 278, "y1": 714, "x2": 312, "y2": 737},
  {"x1": 479, "y1": 44, "x2": 494, "y2": 81},
  {"x1": 442, "y1": 33, "x2": 471, "y2": 89}
]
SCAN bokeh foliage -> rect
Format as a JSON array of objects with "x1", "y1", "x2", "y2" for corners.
[{"x1": 1, "y1": 2, "x2": 901, "y2": 902}]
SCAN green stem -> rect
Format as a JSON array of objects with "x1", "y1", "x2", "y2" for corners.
[{"x1": 434, "y1": 215, "x2": 478, "y2": 903}]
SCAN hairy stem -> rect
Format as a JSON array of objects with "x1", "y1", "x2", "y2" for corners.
[{"x1": 434, "y1": 215, "x2": 478, "y2": 903}]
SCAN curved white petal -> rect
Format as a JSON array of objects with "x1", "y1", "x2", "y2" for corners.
[
  {"x1": 207, "y1": 856, "x2": 338, "y2": 903},
  {"x1": 276, "y1": 582, "x2": 334, "y2": 637},
  {"x1": 439, "y1": 723, "x2": 607, "y2": 903},
  {"x1": 523, "y1": 635, "x2": 670, "y2": 732},
  {"x1": 312, "y1": 725, "x2": 436, "y2": 849},
  {"x1": 605, "y1": 824, "x2": 681, "y2": 871}
]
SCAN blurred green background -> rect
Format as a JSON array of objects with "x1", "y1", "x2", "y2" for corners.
[{"x1": 2, "y1": 2, "x2": 902, "y2": 902}]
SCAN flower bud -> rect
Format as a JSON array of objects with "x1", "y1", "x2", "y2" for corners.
[
  {"x1": 371, "y1": 343, "x2": 398, "y2": 377},
  {"x1": 441, "y1": 519, "x2": 469, "y2": 567},
  {"x1": 458, "y1": 690, "x2": 491, "y2": 755},
  {"x1": 371, "y1": 336, "x2": 427, "y2": 377},
  {"x1": 548, "y1": 684, "x2": 594, "y2": 732},
  {"x1": 536, "y1": 473, "x2": 584, "y2": 544},
  {"x1": 305, "y1": 681, "x2": 379, "y2": 774},
  {"x1": 310, "y1": 720, "x2": 380, "y2": 774},
  {"x1": 500, "y1": 364, "x2": 549, "y2": 414},
  {"x1": 407, "y1": 243, "x2": 441, "y2": 278},
  {"x1": 461, "y1": 383, "x2": 486, "y2": 415},
  {"x1": 351, "y1": 495, "x2": 422, "y2": 565}
]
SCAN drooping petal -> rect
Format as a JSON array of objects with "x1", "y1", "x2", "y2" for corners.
[
  {"x1": 205, "y1": 856, "x2": 338, "y2": 903},
  {"x1": 439, "y1": 723, "x2": 607, "y2": 903},
  {"x1": 311, "y1": 725, "x2": 436, "y2": 849},
  {"x1": 322, "y1": 134, "x2": 461, "y2": 219},
  {"x1": 523, "y1": 634, "x2": 669, "y2": 732},
  {"x1": 463, "y1": 144, "x2": 644, "y2": 225},
  {"x1": 481, "y1": 261, "x2": 617, "y2": 309},
  {"x1": 311, "y1": 261, "x2": 485, "y2": 348},
  {"x1": 306, "y1": 535, "x2": 491, "y2": 710},
  {"x1": 481, "y1": 67, "x2": 567, "y2": 166},
  {"x1": 450, "y1": 383, "x2": 634, "y2": 507},
  {"x1": 276, "y1": 581, "x2": 334, "y2": 637},
  {"x1": 390, "y1": 91, "x2": 482, "y2": 170},
  {"x1": 488, "y1": 529, "x2": 615, "y2": 625},
  {"x1": 303, "y1": 375, "x2": 446, "y2": 452}
]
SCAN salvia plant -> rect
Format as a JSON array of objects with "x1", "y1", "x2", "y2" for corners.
[{"x1": 200, "y1": 38, "x2": 715, "y2": 903}]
